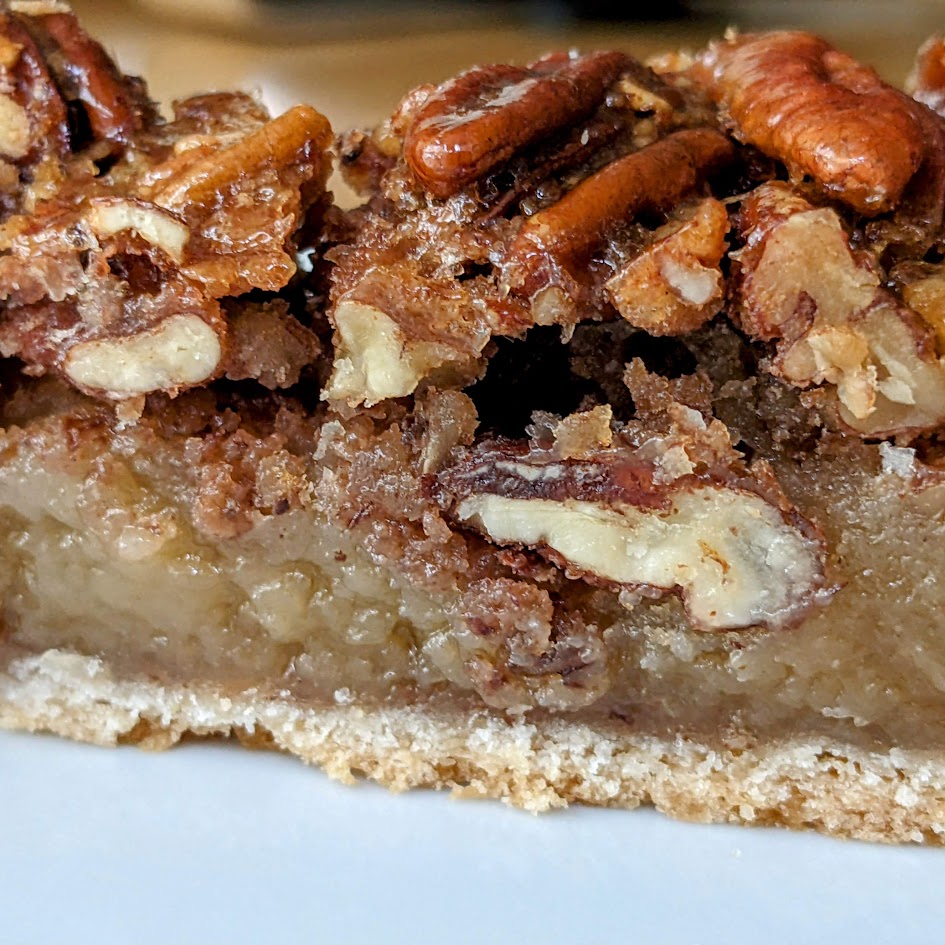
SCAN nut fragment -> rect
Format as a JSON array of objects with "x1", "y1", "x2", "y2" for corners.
[
  {"x1": 436, "y1": 439, "x2": 826, "y2": 631},
  {"x1": 901, "y1": 267, "x2": 945, "y2": 350},
  {"x1": 150, "y1": 104, "x2": 330, "y2": 212},
  {"x1": 908, "y1": 36, "x2": 945, "y2": 116},
  {"x1": 0, "y1": 92, "x2": 30, "y2": 159},
  {"x1": 606, "y1": 197, "x2": 728, "y2": 335},
  {"x1": 323, "y1": 258, "x2": 495, "y2": 408},
  {"x1": 507, "y1": 128, "x2": 734, "y2": 299},
  {"x1": 416, "y1": 388, "x2": 479, "y2": 474},
  {"x1": 694, "y1": 31, "x2": 924, "y2": 213},
  {"x1": 734, "y1": 182, "x2": 945, "y2": 435},
  {"x1": 86, "y1": 197, "x2": 189, "y2": 263},
  {"x1": 549, "y1": 404, "x2": 613, "y2": 459},
  {"x1": 35, "y1": 10, "x2": 147, "y2": 145},
  {"x1": 403, "y1": 51, "x2": 634, "y2": 198},
  {"x1": 325, "y1": 300, "x2": 440, "y2": 406},
  {"x1": 145, "y1": 103, "x2": 333, "y2": 298},
  {"x1": 0, "y1": 9, "x2": 69, "y2": 168},
  {"x1": 324, "y1": 296, "x2": 489, "y2": 408},
  {"x1": 63, "y1": 313, "x2": 222, "y2": 398}
]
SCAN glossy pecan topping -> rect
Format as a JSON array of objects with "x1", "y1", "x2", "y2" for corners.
[
  {"x1": 34, "y1": 10, "x2": 146, "y2": 144},
  {"x1": 0, "y1": 9, "x2": 67, "y2": 166},
  {"x1": 0, "y1": 5, "x2": 150, "y2": 169},
  {"x1": 0, "y1": 10, "x2": 331, "y2": 402},
  {"x1": 694, "y1": 31, "x2": 925, "y2": 214},
  {"x1": 506, "y1": 127, "x2": 734, "y2": 299},
  {"x1": 403, "y1": 51, "x2": 634, "y2": 198}
]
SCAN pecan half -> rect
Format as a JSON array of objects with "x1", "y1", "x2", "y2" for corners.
[
  {"x1": 605, "y1": 196, "x2": 728, "y2": 335},
  {"x1": 506, "y1": 127, "x2": 734, "y2": 300},
  {"x1": 694, "y1": 31, "x2": 924, "y2": 214},
  {"x1": 733, "y1": 181, "x2": 945, "y2": 436},
  {"x1": 403, "y1": 51, "x2": 634, "y2": 198},
  {"x1": 434, "y1": 436, "x2": 827, "y2": 631}
]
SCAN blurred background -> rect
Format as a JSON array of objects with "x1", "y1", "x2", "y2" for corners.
[{"x1": 71, "y1": 1, "x2": 945, "y2": 141}]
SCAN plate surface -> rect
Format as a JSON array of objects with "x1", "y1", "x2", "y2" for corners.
[{"x1": 2, "y1": 727, "x2": 944, "y2": 945}]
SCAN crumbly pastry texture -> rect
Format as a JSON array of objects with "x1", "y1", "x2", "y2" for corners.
[
  {"x1": 6, "y1": 650, "x2": 945, "y2": 844},
  {"x1": 5, "y1": 3, "x2": 945, "y2": 842}
]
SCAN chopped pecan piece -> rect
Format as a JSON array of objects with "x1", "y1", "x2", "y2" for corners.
[
  {"x1": 733, "y1": 181, "x2": 945, "y2": 436},
  {"x1": 0, "y1": 7, "x2": 67, "y2": 208},
  {"x1": 63, "y1": 311, "x2": 223, "y2": 398},
  {"x1": 0, "y1": 5, "x2": 152, "y2": 192},
  {"x1": 694, "y1": 31, "x2": 924, "y2": 214},
  {"x1": 506, "y1": 128, "x2": 734, "y2": 300},
  {"x1": 142, "y1": 103, "x2": 332, "y2": 298},
  {"x1": 324, "y1": 269, "x2": 493, "y2": 408},
  {"x1": 605, "y1": 196, "x2": 728, "y2": 335},
  {"x1": 434, "y1": 435, "x2": 826, "y2": 631},
  {"x1": 31, "y1": 9, "x2": 148, "y2": 146},
  {"x1": 898, "y1": 265, "x2": 945, "y2": 352},
  {"x1": 548, "y1": 404, "x2": 613, "y2": 459},
  {"x1": 403, "y1": 51, "x2": 634, "y2": 198},
  {"x1": 908, "y1": 36, "x2": 945, "y2": 116}
]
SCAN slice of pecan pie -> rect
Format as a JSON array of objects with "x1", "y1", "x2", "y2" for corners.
[{"x1": 4, "y1": 3, "x2": 945, "y2": 843}]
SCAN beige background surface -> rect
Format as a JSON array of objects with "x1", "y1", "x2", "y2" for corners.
[{"x1": 70, "y1": 0, "x2": 945, "y2": 138}]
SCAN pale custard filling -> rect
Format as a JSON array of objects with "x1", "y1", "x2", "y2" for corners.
[{"x1": 1, "y1": 417, "x2": 945, "y2": 753}]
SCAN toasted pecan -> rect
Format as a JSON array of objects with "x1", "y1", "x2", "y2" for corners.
[
  {"x1": 507, "y1": 127, "x2": 734, "y2": 298},
  {"x1": 733, "y1": 181, "x2": 945, "y2": 436},
  {"x1": 150, "y1": 104, "x2": 330, "y2": 212},
  {"x1": 0, "y1": 16, "x2": 331, "y2": 403},
  {"x1": 606, "y1": 196, "x2": 729, "y2": 335},
  {"x1": 908, "y1": 36, "x2": 945, "y2": 116},
  {"x1": 403, "y1": 51, "x2": 634, "y2": 198},
  {"x1": 0, "y1": 8, "x2": 68, "y2": 161},
  {"x1": 695, "y1": 31, "x2": 924, "y2": 214},
  {"x1": 434, "y1": 435, "x2": 827, "y2": 631},
  {"x1": 33, "y1": 10, "x2": 146, "y2": 145}
]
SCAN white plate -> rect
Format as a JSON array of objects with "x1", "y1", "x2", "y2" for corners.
[{"x1": 2, "y1": 727, "x2": 943, "y2": 944}]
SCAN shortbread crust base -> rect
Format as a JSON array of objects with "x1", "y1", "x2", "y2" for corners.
[{"x1": 3, "y1": 649, "x2": 944, "y2": 844}]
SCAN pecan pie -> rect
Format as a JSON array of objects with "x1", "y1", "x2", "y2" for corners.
[{"x1": 4, "y1": 4, "x2": 945, "y2": 843}]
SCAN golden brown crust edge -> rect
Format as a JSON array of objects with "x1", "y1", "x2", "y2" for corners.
[{"x1": 3, "y1": 650, "x2": 945, "y2": 844}]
